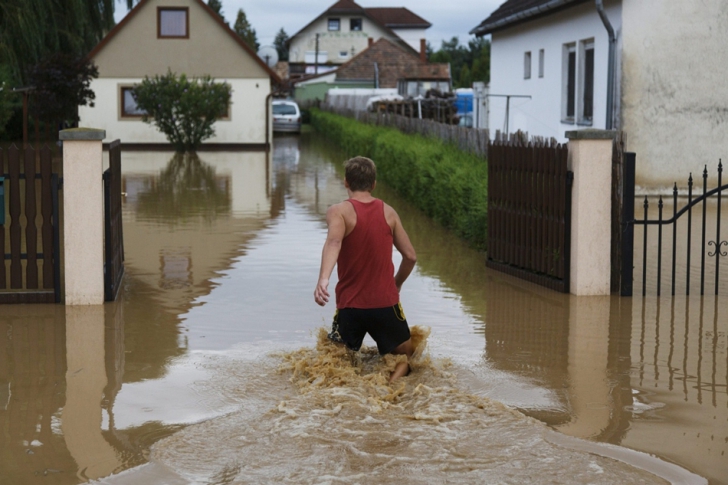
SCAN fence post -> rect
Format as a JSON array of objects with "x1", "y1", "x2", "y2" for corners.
[
  {"x1": 59, "y1": 128, "x2": 106, "y2": 305},
  {"x1": 620, "y1": 153, "x2": 636, "y2": 296},
  {"x1": 566, "y1": 129, "x2": 617, "y2": 295}
]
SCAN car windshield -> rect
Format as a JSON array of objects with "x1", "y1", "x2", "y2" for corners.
[{"x1": 273, "y1": 104, "x2": 297, "y2": 115}]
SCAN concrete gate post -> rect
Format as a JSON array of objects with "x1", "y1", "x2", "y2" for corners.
[
  {"x1": 565, "y1": 129, "x2": 616, "y2": 296},
  {"x1": 59, "y1": 128, "x2": 106, "y2": 305}
]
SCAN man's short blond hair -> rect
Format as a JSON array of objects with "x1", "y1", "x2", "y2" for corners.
[{"x1": 344, "y1": 156, "x2": 377, "y2": 192}]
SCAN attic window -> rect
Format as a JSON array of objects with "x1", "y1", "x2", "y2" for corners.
[
  {"x1": 350, "y1": 18, "x2": 362, "y2": 31},
  {"x1": 158, "y1": 7, "x2": 189, "y2": 38},
  {"x1": 328, "y1": 18, "x2": 340, "y2": 31}
]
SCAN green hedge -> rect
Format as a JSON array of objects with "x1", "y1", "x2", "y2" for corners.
[{"x1": 311, "y1": 109, "x2": 488, "y2": 250}]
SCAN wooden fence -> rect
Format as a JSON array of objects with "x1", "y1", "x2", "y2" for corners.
[
  {"x1": 323, "y1": 105, "x2": 491, "y2": 158},
  {"x1": 0, "y1": 144, "x2": 61, "y2": 303},
  {"x1": 487, "y1": 139, "x2": 573, "y2": 292}
]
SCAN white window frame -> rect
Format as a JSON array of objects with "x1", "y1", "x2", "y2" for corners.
[
  {"x1": 524, "y1": 51, "x2": 532, "y2": 79},
  {"x1": 561, "y1": 42, "x2": 577, "y2": 124},
  {"x1": 538, "y1": 49, "x2": 545, "y2": 78},
  {"x1": 328, "y1": 18, "x2": 340, "y2": 31},
  {"x1": 577, "y1": 39, "x2": 595, "y2": 126}
]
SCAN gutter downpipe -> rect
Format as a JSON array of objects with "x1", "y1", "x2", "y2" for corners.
[
  {"x1": 374, "y1": 62, "x2": 379, "y2": 89},
  {"x1": 595, "y1": 0, "x2": 616, "y2": 130},
  {"x1": 265, "y1": 91, "x2": 273, "y2": 152}
]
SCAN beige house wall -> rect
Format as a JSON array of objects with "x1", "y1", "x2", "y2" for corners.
[
  {"x1": 94, "y1": 0, "x2": 268, "y2": 79},
  {"x1": 289, "y1": 16, "x2": 398, "y2": 65},
  {"x1": 621, "y1": 0, "x2": 728, "y2": 187},
  {"x1": 80, "y1": 78, "x2": 270, "y2": 144}
]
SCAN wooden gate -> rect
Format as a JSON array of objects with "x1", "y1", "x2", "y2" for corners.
[
  {"x1": 0, "y1": 145, "x2": 61, "y2": 303},
  {"x1": 103, "y1": 140, "x2": 124, "y2": 302},
  {"x1": 487, "y1": 140, "x2": 573, "y2": 292}
]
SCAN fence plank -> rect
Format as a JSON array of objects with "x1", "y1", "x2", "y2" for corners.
[
  {"x1": 0, "y1": 147, "x2": 5, "y2": 290},
  {"x1": 41, "y1": 146, "x2": 54, "y2": 289},
  {"x1": 8, "y1": 145, "x2": 22, "y2": 288},
  {"x1": 24, "y1": 146, "x2": 38, "y2": 289}
]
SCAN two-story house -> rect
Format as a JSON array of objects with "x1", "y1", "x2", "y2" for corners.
[
  {"x1": 288, "y1": 0, "x2": 431, "y2": 79},
  {"x1": 79, "y1": 0, "x2": 279, "y2": 149},
  {"x1": 470, "y1": 0, "x2": 728, "y2": 186}
]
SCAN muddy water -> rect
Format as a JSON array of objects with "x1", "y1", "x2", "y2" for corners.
[{"x1": 0, "y1": 132, "x2": 723, "y2": 484}]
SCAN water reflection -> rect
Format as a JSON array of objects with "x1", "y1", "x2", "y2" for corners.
[{"x1": 0, "y1": 137, "x2": 725, "y2": 484}]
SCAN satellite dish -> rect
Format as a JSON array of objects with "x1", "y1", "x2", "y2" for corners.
[{"x1": 257, "y1": 46, "x2": 279, "y2": 68}]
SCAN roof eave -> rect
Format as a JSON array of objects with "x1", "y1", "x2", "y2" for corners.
[
  {"x1": 385, "y1": 23, "x2": 432, "y2": 29},
  {"x1": 470, "y1": 0, "x2": 587, "y2": 36}
]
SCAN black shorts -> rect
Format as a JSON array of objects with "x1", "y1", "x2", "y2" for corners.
[{"x1": 328, "y1": 303, "x2": 411, "y2": 355}]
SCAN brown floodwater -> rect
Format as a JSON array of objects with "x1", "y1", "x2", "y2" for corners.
[{"x1": 0, "y1": 132, "x2": 724, "y2": 484}]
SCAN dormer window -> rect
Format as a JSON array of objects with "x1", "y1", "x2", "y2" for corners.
[
  {"x1": 158, "y1": 7, "x2": 189, "y2": 38},
  {"x1": 350, "y1": 18, "x2": 362, "y2": 31},
  {"x1": 328, "y1": 18, "x2": 340, "y2": 31}
]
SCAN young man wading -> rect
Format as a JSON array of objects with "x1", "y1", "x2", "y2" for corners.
[{"x1": 314, "y1": 156, "x2": 417, "y2": 382}]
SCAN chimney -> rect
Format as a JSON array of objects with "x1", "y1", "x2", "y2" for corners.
[
  {"x1": 420, "y1": 39, "x2": 426, "y2": 62},
  {"x1": 368, "y1": 37, "x2": 374, "y2": 47}
]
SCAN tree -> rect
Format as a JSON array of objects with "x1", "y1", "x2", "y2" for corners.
[
  {"x1": 132, "y1": 71, "x2": 232, "y2": 152},
  {"x1": 25, "y1": 54, "x2": 99, "y2": 126},
  {"x1": 233, "y1": 8, "x2": 259, "y2": 51},
  {"x1": 429, "y1": 36, "x2": 491, "y2": 88},
  {"x1": 0, "y1": 0, "x2": 114, "y2": 84},
  {"x1": 273, "y1": 28, "x2": 289, "y2": 62},
  {"x1": 0, "y1": 66, "x2": 17, "y2": 137},
  {"x1": 207, "y1": 0, "x2": 225, "y2": 21}
]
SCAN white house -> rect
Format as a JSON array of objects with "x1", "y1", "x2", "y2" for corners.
[
  {"x1": 287, "y1": 0, "x2": 430, "y2": 78},
  {"x1": 79, "y1": 0, "x2": 279, "y2": 149},
  {"x1": 471, "y1": 0, "x2": 728, "y2": 187}
]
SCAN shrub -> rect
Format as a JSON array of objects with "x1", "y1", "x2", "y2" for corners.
[
  {"x1": 133, "y1": 71, "x2": 231, "y2": 152},
  {"x1": 311, "y1": 109, "x2": 488, "y2": 250}
]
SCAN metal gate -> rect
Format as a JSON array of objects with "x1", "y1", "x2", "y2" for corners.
[
  {"x1": 0, "y1": 144, "x2": 61, "y2": 303},
  {"x1": 487, "y1": 140, "x2": 574, "y2": 292},
  {"x1": 621, "y1": 155, "x2": 728, "y2": 296},
  {"x1": 103, "y1": 140, "x2": 124, "y2": 302}
]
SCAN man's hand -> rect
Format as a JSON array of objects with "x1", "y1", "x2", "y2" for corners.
[{"x1": 314, "y1": 278, "x2": 330, "y2": 306}]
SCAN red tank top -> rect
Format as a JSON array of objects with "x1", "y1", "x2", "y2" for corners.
[{"x1": 335, "y1": 198, "x2": 399, "y2": 309}]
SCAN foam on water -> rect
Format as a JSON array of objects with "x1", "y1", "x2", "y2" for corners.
[{"x1": 144, "y1": 327, "x2": 679, "y2": 485}]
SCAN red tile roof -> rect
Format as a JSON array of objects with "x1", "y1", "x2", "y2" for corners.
[
  {"x1": 336, "y1": 38, "x2": 449, "y2": 88},
  {"x1": 327, "y1": 0, "x2": 366, "y2": 14},
  {"x1": 364, "y1": 8, "x2": 431, "y2": 28}
]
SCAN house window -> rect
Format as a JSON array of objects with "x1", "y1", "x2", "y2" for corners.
[
  {"x1": 339, "y1": 50, "x2": 349, "y2": 59},
  {"x1": 328, "y1": 18, "x2": 340, "y2": 31},
  {"x1": 158, "y1": 7, "x2": 189, "y2": 38},
  {"x1": 579, "y1": 40, "x2": 595, "y2": 125},
  {"x1": 524, "y1": 51, "x2": 531, "y2": 79},
  {"x1": 350, "y1": 18, "x2": 362, "y2": 31},
  {"x1": 562, "y1": 43, "x2": 576, "y2": 122},
  {"x1": 538, "y1": 49, "x2": 545, "y2": 78},
  {"x1": 120, "y1": 86, "x2": 146, "y2": 118}
]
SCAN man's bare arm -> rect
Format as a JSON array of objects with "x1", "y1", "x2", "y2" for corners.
[
  {"x1": 314, "y1": 204, "x2": 346, "y2": 306},
  {"x1": 391, "y1": 210, "x2": 417, "y2": 292}
]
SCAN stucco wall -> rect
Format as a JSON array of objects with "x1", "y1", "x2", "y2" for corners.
[
  {"x1": 289, "y1": 16, "x2": 396, "y2": 64},
  {"x1": 489, "y1": 1, "x2": 621, "y2": 141},
  {"x1": 621, "y1": 0, "x2": 728, "y2": 187},
  {"x1": 391, "y1": 28, "x2": 426, "y2": 52},
  {"x1": 79, "y1": 78, "x2": 270, "y2": 144},
  {"x1": 93, "y1": 0, "x2": 269, "y2": 79}
]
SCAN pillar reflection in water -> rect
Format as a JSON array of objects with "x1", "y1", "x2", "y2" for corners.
[
  {"x1": 62, "y1": 305, "x2": 121, "y2": 480},
  {"x1": 0, "y1": 302, "x2": 129, "y2": 483}
]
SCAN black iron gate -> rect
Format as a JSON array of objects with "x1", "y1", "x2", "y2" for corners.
[
  {"x1": 103, "y1": 140, "x2": 124, "y2": 302},
  {"x1": 0, "y1": 144, "x2": 61, "y2": 303},
  {"x1": 621, "y1": 155, "x2": 728, "y2": 296}
]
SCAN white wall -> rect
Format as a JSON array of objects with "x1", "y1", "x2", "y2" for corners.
[
  {"x1": 289, "y1": 16, "x2": 396, "y2": 64},
  {"x1": 488, "y1": 1, "x2": 621, "y2": 141},
  {"x1": 622, "y1": 0, "x2": 728, "y2": 187},
  {"x1": 391, "y1": 28, "x2": 427, "y2": 53},
  {"x1": 79, "y1": 78, "x2": 271, "y2": 145}
]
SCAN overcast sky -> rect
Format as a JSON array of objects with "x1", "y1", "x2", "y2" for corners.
[{"x1": 114, "y1": 0, "x2": 503, "y2": 48}]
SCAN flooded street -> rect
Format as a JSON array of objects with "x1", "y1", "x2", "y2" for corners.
[{"x1": 0, "y1": 131, "x2": 725, "y2": 484}]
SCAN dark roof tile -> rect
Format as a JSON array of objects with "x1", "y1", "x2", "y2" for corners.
[
  {"x1": 364, "y1": 8, "x2": 431, "y2": 28},
  {"x1": 470, "y1": 0, "x2": 586, "y2": 36}
]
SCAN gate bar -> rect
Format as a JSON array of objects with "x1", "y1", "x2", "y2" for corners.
[
  {"x1": 715, "y1": 161, "x2": 723, "y2": 294},
  {"x1": 620, "y1": 152, "x2": 636, "y2": 296}
]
